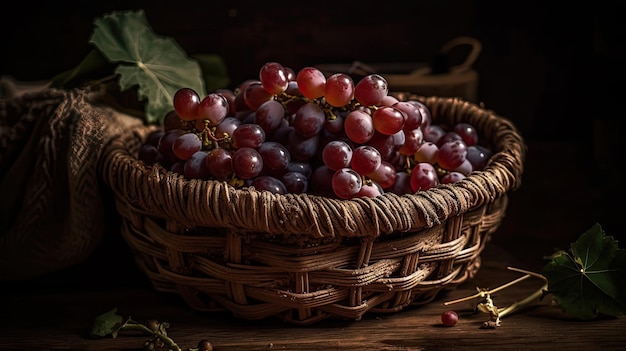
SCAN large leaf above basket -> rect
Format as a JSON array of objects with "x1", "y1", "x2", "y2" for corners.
[{"x1": 50, "y1": 10, "x2": 229, "y2": 125}]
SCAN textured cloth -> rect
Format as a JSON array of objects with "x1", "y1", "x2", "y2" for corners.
[{"x1": 0, "y1": 78, "x2": 144, "y2": 280}]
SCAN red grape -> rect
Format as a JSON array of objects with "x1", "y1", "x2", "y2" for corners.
[
  {"x1": 372, "y1": 106, "x2": 406, "y2": 136},
  {"x1": 184, "y1": 151, "x2": 211, "y2": 180},
  {"x1": 281, "y1": 171, "x2": 308, "y2": 194},
  {"x1": 366, "y1": 132, "x2": 394, "y2": 160},
  {"x1": 258, "y1": 141, "x2": 291, "y2": 175},
  {"x1": 205, "y1": 148, "x2": 233, "y2": 180},
  {"x1": 309, "y1": 165, "x2": 336, "y2": 197},
  {"x1": 332, "y1": 168, "x2": 363, "y2": 199},
  {"x1": 197, "y1": 339, "x2": 213, "y2": 351},
  {"x1": 296, "y1": 66, "x2": 326, "y2": 100},
  {"x1": 232, "y1": 147, "x2": 263, "y2": 179},
  {"x1": 197, "y1": 93, "x2": 229, "y2": 126},
  {"x1": 292, "y1": 102, "x2": 325, "y2": 138},
  {"x1": 287, "y1": 130, "x2": 320, "y2": 161},
  {"x1": 250, "y1": 175, "x2": 287, "y2": 194},
  {"x1": 284, "y1": 66, "x2": 296, "y2": 81},
  {"x1": 173, "y1": 88, "x2": 200, "y2": 121},
  {"x1": 254, "y1": 100, "x2": 285, "y2": 135},
  {"x1": 393, "y1": 101, "x2": 423, "y2": 131},
  {"x1": 389, "y1": 171, "x2": 412, "y2": 195},
  {"x1": 454, "y1": 122, "x2": 479, "y2": 146},
  {"x1": 357, "y1": 181, "x2": 383, "y2": 198},
  {"x1": 215, "y1": 88, "x2": 236, "y2": 116},
  {"x1": 259, "y1": 61, "x2": 289, "y2": 95},
  {"x1": 410, "y1": 162, "x2": 439, "y2": 192},
  {"x1": 412, "y1": 100, "x2": 432, "y2": 130},
  {"x1": 380, "y1": 95, "x2": 399, "y2": 106},
  {"x1": 397, "y1": 128, "x2": 424, "y2": 156},
  {"x1": 138, "y1": 144, "x2": 160, "y2": 165},
  {"x1": 423, "y1": 124, "x2": 446, "y2": 144},
  {"x1": 322, "y1": 140, "x2": 353, "y2": 171},
  {"x1": 437, "y1": 140, "x2": 468, "y2": 171},
  {"x1": 214, "y1": 116, "x2": 241, "y2": 140},
  {"x1": 453, "y1": 159, "x2": 473, "y2": 175},
  {"x1": 414, "y1": 141, "x2": 439, "y2": 164},
  {"x1": 436, "y1": 131, "x2": 463, "y2": 148},
  {"x1": 172, "y1": 133, "x2": 202, "y2": 160},
  {"x1": 350, "y1": 145, "x2": 381, "y2": 176},
  {"x1": 158, "y1": 129, "x2": 185, "y2": 162},
  {"x1": 324, "y1": 113, "x2": 344, "y2": 134},
  {"x1": 163, "y1": 110, "x2": 186, "y2": 131},
  {"x1": 466, "y1": 145, "x2": 492, "y2": 171},
  {"x1": 325, "y1": 73, "x2": 354, "y2": 107},
  {"x1": 243, "y1": 81, "x2": 273, "y2": 110},
  {"x1": 232, "y1": 123, "x2": 266, "y2": 149},
  {"x1": 354, "y1": 74, "x2": 388, "y2": 107},
  {"x1": 286, "y1": 161, "x2": 312, "y2": 178},
  {"x1": 344, "y1": 110, "x2": 374, "y2": 144},
  {"x1": 441, "y1": 310, "x2": 458, "y2": 327},
  {"x1": 366, "y1": 160, "x2": 397, "y2": 189},
  {"x1": 441, "y1": 171, "x2": 466, "y2": 184}
]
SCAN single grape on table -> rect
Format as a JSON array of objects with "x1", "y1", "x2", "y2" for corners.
[{"x1": 441, "y1": 310, "x2": 459, "y2": 327}]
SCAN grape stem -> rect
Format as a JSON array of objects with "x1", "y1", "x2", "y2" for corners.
[
  {"x1": 199, "y1": 121, "x2": 225, "y2": 148},
  {"x1": 118, "y1": 318, "x2": 182, "y2": 351},
  {"x1": 443, "y1": 266, "x2": 548, "y2": 328}
]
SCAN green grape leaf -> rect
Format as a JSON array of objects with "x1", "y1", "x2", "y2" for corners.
[
  {"x1": 90, "y1": 308, "x2": 124, "y2": 338},
  {"x1": 542, "y1": 223, "x2": 626, "y2": 320},
  {"x1": 89, "y1": 9, "x2": 207, "y2": 124}
]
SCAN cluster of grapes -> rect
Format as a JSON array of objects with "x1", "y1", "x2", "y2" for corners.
[{"x1": 138, "y1": 61, "x2": 492, "y2": 199}]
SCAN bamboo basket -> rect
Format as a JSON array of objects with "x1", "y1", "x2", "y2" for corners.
[{"x1": 100, "y1": 94, "x2": 525, "y2": 325}]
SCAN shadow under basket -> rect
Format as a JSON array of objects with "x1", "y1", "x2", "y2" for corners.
[{"x1": 100, "y1": 94, "x2": 526, "y2": 325}]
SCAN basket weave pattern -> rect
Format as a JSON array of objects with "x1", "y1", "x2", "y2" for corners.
[{"x1": 101, "y1": 95, "x2": 525, "y2": 325}]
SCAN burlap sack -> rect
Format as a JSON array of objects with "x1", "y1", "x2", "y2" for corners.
[{"x1": 0, "y1": 78, "x2": 144, "y2": 280}]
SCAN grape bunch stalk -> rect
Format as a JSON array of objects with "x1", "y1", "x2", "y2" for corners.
[{"x1": 138, "y1": 61, "x2": 493, "y2": 199}]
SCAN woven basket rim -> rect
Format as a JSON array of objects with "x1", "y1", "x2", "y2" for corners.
[{"x1": 101, "y1": 95, "x2": 526, "y2": 239}]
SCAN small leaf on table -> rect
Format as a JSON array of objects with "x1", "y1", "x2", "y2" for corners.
[{"x1": 91, "y1": 307, "x2": 124, "y2": 338}]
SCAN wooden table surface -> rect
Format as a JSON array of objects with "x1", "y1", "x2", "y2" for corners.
[{"x1": 1, "y1": 242, "x2": 624, "y2": 351}]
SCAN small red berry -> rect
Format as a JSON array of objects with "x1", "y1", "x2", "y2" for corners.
[
  {"x1": 441, "y1": 310, "x2": 459, "y2": 326},
  {"x1": 197, "y1": 339, "x2": 213, "y2": 351}
]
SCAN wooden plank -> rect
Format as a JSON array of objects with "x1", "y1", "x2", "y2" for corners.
[{"x1": 0, "y1": 244, "x2": 624, "y2": 351}]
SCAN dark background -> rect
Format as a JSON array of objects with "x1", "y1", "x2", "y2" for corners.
[{"x1": 1, "y1": 1, "x2": 624, "y2": 285}]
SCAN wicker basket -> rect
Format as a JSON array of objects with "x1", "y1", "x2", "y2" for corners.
[{"x1": 100, "y1": 94, "x2": 525, "y2": 325}]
